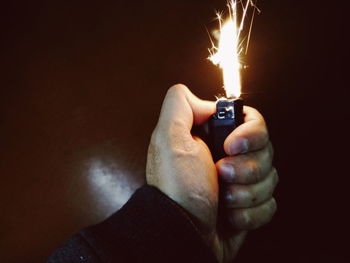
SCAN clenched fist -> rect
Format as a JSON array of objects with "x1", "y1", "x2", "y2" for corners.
[{"x1": 146, "y1": 84, "x2": 278, "y2": 263}]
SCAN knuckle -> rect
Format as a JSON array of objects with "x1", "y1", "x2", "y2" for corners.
[
  {"x1": 233, "y1": 187, "x2": 255, "y2": 207},
  {"x1": 240, "y1": 210, "x2": 257, "y2": 229},
  {"x1": 266, "y1": 169, "x2": 279, "y2": 198},
  {"x1": 261, "y1": 146, "x2": 273, "y2": 172},
  {"x1": 262, "y1": 132, "x2": 270, "y2": 147},
  {"x1": 270, "y1": 198, "x2": 278, "y2": 215},
  {"x1": 264, "y1": 198, "x2": 277, "y2": 224},
  {"x1": 248, "y1": 189, "x2": 258, "y2": 205},
  {"x1": 247, "y1": 161, "x2": 261, "y2": 183},
  {"x1": 235, "y1": 199, "x2": 277, "y2": 230},
  {"x1": 261, "y1": 143, "x2": 273, "y2": 166},
  {"x1": 233, "y1": 198, "x2": 278, "y2": 230},
  {"x1": 167, "y1": 84, "x2": 188, "y2": 96},
  {"x1": 262, "y1": 199, "x2": 277, "y2": 226},
  {"x1": 239, "y1": 186, "x2": 256, "y2": 205},
  {"x1": 232, "y1": 209, "x2": 256, "y2": 230},
  {"x1": 272, "y1": 168, "x2": 279, "y2": 186},
  {"x1": 268, "y1": 142, "x2": 274, "y2": 158},
  {"x1": 257, "y1": 124, "x2": 269, "y2": 145}
]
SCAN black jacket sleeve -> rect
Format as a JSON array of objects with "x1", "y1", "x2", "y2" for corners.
[{"x1": 46, "y1": 185, "x2": 218, "y2": 263}]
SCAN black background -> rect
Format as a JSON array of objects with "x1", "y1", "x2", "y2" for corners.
[{"x1": 1, "y1": 0, "x2": 349, "y2": 262}]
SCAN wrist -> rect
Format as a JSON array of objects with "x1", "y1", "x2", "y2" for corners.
[{"x1": 148, "y1": 183, "x2": 218, "y2": 256}]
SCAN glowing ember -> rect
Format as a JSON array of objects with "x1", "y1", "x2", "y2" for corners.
[{"x1": 209, "y1": 0, "x2": 259, "y2": 98}]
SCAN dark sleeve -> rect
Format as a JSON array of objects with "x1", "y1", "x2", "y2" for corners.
[{"x1": 46, "y1": 185, "x2": 218, "y2": 263}]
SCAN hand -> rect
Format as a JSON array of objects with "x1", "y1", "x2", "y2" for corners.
[
  {"x1": 146, "y1": 84, "x2": 278, "y2": 262},
  {"x1": 215, "y1": 106, "x2": 278, "y2": 260}
]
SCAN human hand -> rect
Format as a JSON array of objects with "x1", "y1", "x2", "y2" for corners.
[
  {"x1": 146, "y1": 84, "x2": 278, "y2": 262},
  {"x1": 215, "y1": 105, "x2": 278, "y2": 261}
]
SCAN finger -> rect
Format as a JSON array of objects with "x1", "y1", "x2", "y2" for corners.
[
  {"x1": 222, "y1": 168, "x2": 278, "y2": 208},
  {"x1": 219, "y1": 231, "x2": 247, "y2": 261},
  {"x1": 224, "y1": 106, "x2": 269, "y2": 155},
  {"x1": 228, "y1": 197, "x2": 277, "y2": 230},
  {"x1": 217, "y1": 143, "x2": 274, "y2": 184},
  {"x1": 158, "y1": 84, "x2": 215, "y2": 132}
]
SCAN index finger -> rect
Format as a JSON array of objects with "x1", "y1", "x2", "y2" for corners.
[{"x1": 223, "y1": 106, "x2": 269, "y2": 155}]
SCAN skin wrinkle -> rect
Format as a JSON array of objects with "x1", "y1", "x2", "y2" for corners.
[
  {"x1": 167, "y1": 128, "x2": 195, "y2": 153},
  {"x1": 246, "y1": 160, "x2": 260, "y2": 184},
  {"x1": 173, "y1": 147, "x2": 217, "y2": 210},
  {"x1": 226, "y1": 167, "x2": 277, "y2": 209},
  {"x1": 146, "y1": 85, "x2": 278, "y2": 262},
  {"x1": 218, "y1": 143, "x2": 273, "y2": 185},
  {"x1": 149, "y1": 127, "x2": 218, "y2": 230},
  {"x1": 146, "y1": 131, "x2": 163, "y2": 187},
  {"x1": 235, "y1": 198, "x2": 277, "y2": 230},
  {"x1": 163, "y1": 122, "x2": 219, "y2": 234}
]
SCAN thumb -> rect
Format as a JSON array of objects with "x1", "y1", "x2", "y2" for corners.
[{"x1": 158, "y1": 84, "x2": 216, "y2": 131}]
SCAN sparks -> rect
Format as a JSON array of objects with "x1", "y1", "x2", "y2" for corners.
[{"x1": 209, "y1": 0, "x2": 259, "y2": 98}]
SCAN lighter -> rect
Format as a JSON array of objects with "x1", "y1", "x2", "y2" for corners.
[
  {"x1": 208, "y1": 97, "x2": 244, "y2": 162},
  {"x1": 206, "y1": 0, "x2": 253, "y2": 162}
]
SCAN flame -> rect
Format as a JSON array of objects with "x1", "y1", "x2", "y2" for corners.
[{"x1": 209, "y1": 0, "x2": 258, "y2": 98}]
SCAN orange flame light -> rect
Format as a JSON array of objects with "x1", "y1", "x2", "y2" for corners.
[{"x1": 209, "y1": 0, "x2": 258, "y2": 98}]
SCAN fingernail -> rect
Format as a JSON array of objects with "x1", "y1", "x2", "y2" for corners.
[
  {"x1": 225, "y1": 190, "x2": 234, "y2": 202},
  {"x1": 219, "y1": 163, "x2": 235, "y2": 181},
  {"x1": 229, "y1": 138, "x2": 249, "y2": 155}
]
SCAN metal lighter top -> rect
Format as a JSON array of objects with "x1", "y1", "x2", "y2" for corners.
[{"x1": 208, "y1": 98, "x2": 244, "y2": 162}]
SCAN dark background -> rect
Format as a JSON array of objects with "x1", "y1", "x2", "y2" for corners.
[{"x1": 0, "y1": 0, "x2": 348, "y2": 262}]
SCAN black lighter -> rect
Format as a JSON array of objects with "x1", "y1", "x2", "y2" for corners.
[{"x1": 208, "y1": 98, "x2": 244, "y2": 162}]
